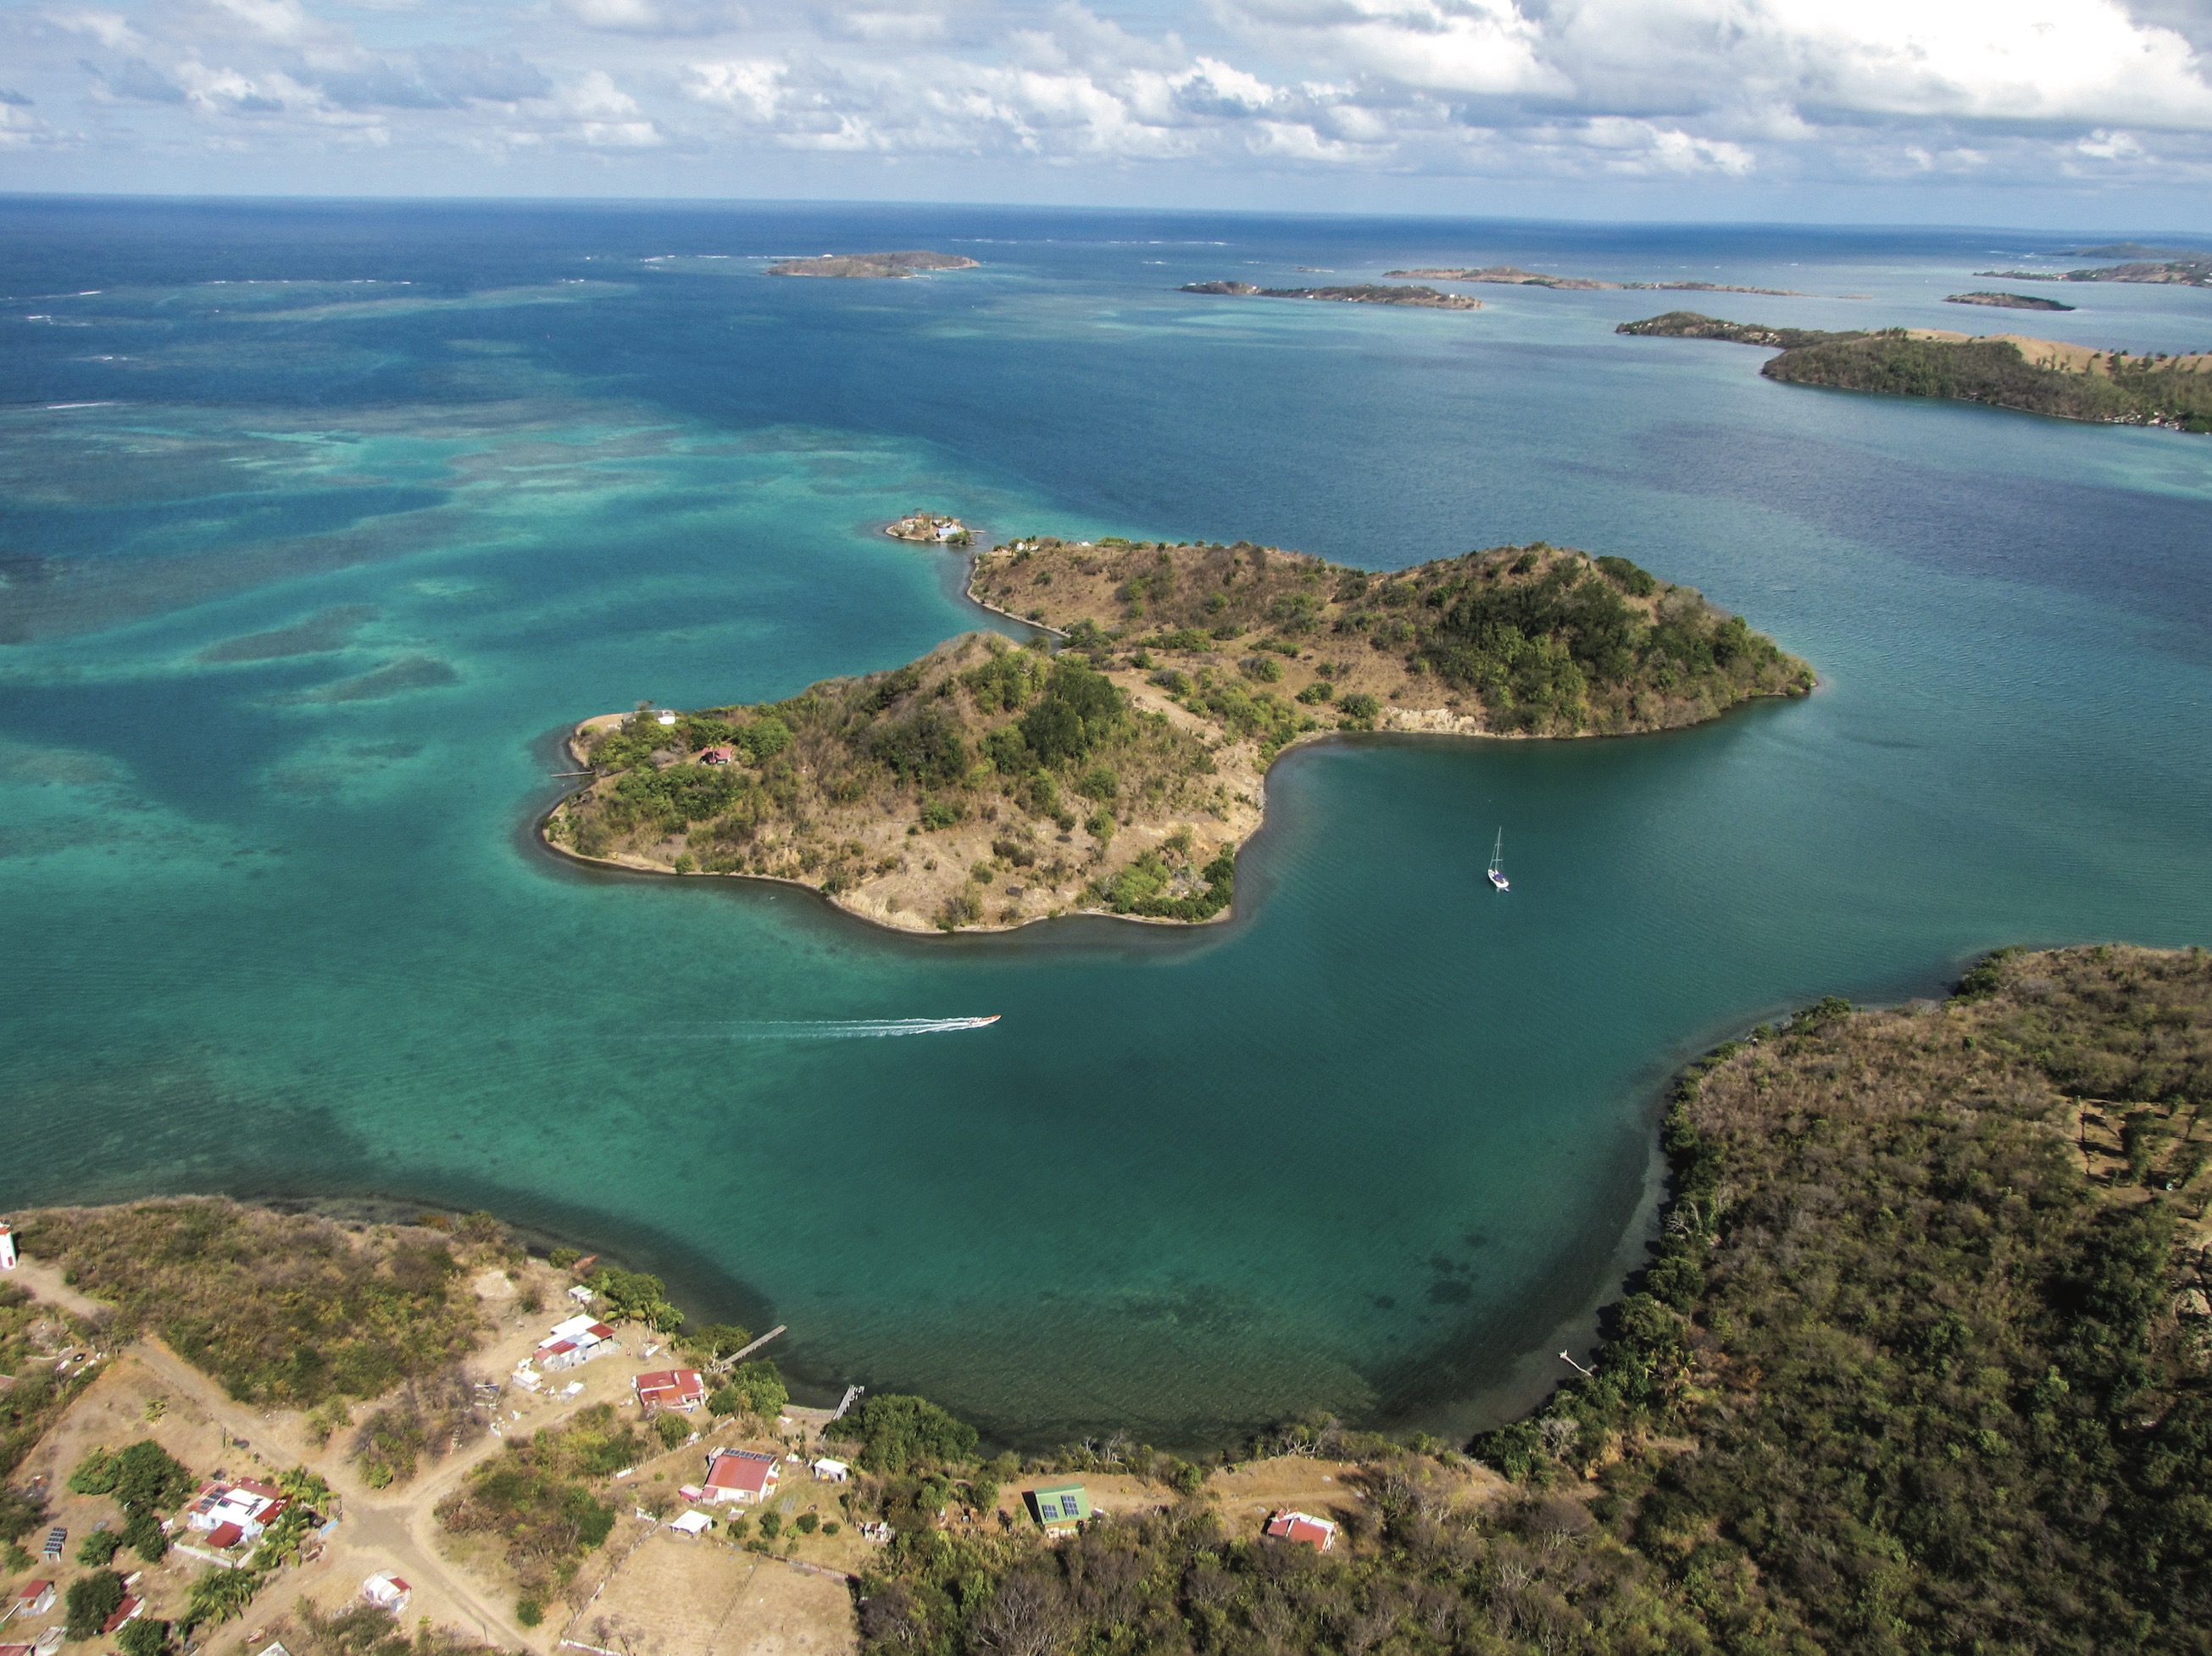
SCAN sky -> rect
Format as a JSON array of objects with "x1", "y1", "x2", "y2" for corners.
[{"x1": 4, "y1": 0, "x2": 2212, "y2": 224}]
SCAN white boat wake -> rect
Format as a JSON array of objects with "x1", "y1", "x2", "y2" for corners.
[{"x1": 681, "y1": 1016, "x2": 1001, "y2": 1041}]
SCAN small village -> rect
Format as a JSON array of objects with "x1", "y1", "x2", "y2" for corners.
[{"x1": 0, "y1": 1216, "x2": 1381, "y2": 1656}]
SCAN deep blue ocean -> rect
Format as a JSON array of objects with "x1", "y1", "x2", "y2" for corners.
[{"x1": 3, "y1": 198, "x2": 2208, "y2": 1448}]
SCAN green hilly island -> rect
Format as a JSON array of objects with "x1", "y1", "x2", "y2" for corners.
[
  {"x1": 1622, "y1": 311, "x2": 2212, "y2": 433},
  {"x1": 544, "y1": 537, "x2": 1811, "y2": 932}
]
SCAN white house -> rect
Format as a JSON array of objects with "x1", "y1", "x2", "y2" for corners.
[
  {"x1": 534, "y1": 1315, "x2": 617, "y2": 1374},
  {"x1": 809, "y1": 1459, "x2": 849, "y2": 1484},
  {"x1": 0, "y1": 1224, "x2": 16, "y2": 1270},
  {"x1": 186, "y1": 1481, "x2": 289, "y2": 1545},
  {"x1": 360, "y1": 1574, "x2": 412, "y2": 1614}
]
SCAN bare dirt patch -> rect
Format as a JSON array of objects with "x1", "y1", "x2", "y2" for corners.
[{"x1": 569, "y1": 1530, "x2": 854, "y2": 1656}]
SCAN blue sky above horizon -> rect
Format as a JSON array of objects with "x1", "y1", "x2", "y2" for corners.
[{"x1": 4, "y1": 0, "x2": 2212, "y2": 227}]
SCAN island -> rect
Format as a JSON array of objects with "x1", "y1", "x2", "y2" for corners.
[
  {"x1": 1947, "y1": 290, "x2": 2076, "y2": 310},
  {"x1": 1975, "y1": 257, "x2": 2212, "y2": 286},
  {"x1": 886, "y1": 510, "x2": 971, "y2": 546},
  {"x1": 541, "y1": 537, "x2": 1811, "y2": 932},
  {"x1": 1620, "y1": 309, "x2": 2212, "y2": 434},
  {"x1": 1384, "y1": 266, "x2": 1806, "y2": 295},
  {"x1": 765, "y1": 250, "x2": 979, "y2": 279},
  {"x1": 1179, "y1": 281, "x2": 1480, "y2": 310}
]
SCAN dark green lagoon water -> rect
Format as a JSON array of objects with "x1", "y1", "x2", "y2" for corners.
[{"x1": 3, "y1": 201, "x2": 2209, "y2": 1446}]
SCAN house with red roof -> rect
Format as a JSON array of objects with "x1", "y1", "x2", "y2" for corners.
[
  {"x1": 701, "y1": 1448, "x2": 779, "y2": 1505},
  {"x1": 11, "y1": 1581, "x2": 54, "y2": 1617},
  {"x1": 100, "y1": 1599, "x2": 143, "y2": 1637},
  {"x1": 1264, "y1": 1511, "x2": 1336, "y2": 1552},
  {"x1": 3, "y1": 1640, "x2": 35, "y2": 1656},
  {"x1": 634, "y1": 1370, "x2": 705, "y2": 1412}
]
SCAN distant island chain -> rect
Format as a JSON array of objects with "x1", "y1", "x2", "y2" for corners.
[{"x1": 542, "y1": 536, "x2": 1812, "y2": 933}]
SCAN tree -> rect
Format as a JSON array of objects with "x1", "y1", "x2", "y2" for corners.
[
  {"x1": 827, "y1": 1393, "x2": 978, "y2": 1474},
  {"x1": 708, "y1": 1360, "x2": 787, "y2": 1421},
  {"x1": 585, "y1": 1267, "x2": 683, "y2": 1331},
  {"x1": 109, "y1": 1439, "x2": 192, "y2": 1516},
  {"x1": 1018, "y1": 659, "x2": 1124, "y2": 765},
  {"x1": 65, "y1": 1570, "x2": 126, "y2": 1641}
]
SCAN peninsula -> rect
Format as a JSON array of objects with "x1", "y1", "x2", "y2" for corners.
[
  {"x1": 1947, "y1": 290, "x2": 2075, "y2": 310},
  {"x1": 1179, "y1": 281, "x2": 1480, "y2": 310},
  {"x1": 1386, "y1": 266, "x2": 1804, "y2": 295},
  {"x1": 846, "y1": 944, "x2": 2212, "y2": 1655},
  {"x1": 2, "y1": 945, "x2": 2206, "y2": 1656},
  {"x1": 542, "y1": 537, "x2": 1810, "y2": 932},
  {"x1": 765, "y1": 251, "x2": 979, "y2": 279},
  {"x1": 1974, "y1": 257, "x2": 2212, "y2": 286},
  {"x1": 1620, "y1": 309, "x2": 2212, "y2": 434}
]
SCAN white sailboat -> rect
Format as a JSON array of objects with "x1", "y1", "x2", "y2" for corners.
[{"x1": 1487, "y1": 828, "x2": 1509, "y2": 892}]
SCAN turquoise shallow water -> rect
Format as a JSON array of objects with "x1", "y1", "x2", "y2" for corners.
[{"x1": 3, "y1": 201, "x2": 2209, "y2": 1447}]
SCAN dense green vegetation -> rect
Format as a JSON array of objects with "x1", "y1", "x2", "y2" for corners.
[
  {"x1": 19, "y1": 1199, "x2": 492, "y2": 1406},
  {"x1": 436, "y1": 1403, "x2": 641, "y2": 1612},
  {"x1": 1765, "y1": 333, "x2": 2212, "y2": 432},
  {"x1": 1617, "y1": 311, "x2": 1865, "y2": 349},
  {"x1": 707, "y1": 1359, "x2": 789, "y2": 1420},
  {"x1": 827, "y1": 1393, "x2": 981, "y2": 1474},
  {"x1": 843, "y1": 946, "x2": 2212, "y2": 1655},
  {"x1": 994, "y1": 538, "x2": 1810, "y2": 737},
  {"x1": 1623, "y1": 310, "x2": 2212, "y2": 434}
]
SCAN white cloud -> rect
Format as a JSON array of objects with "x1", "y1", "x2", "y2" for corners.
[
  {"x1": 16, "y1": 0, "x2": 2212, "y2": 198},
  {"x1": 1227, "y1": 0, "x2": 1569, "y2": 97}
]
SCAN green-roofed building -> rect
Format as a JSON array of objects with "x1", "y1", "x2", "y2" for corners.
[{"x1": 1027, "y1": 1482, "x2": 1092, "y2": 1534}]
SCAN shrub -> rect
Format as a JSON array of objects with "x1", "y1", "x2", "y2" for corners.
[
  {"x1": 436, "y1": 1404, "x2": 636, "y2": 1603},
  {"x1": 515, "y1": 1601, "x2": 543, "y2": 1628},
  {"x1": 794, "y1": 1511, "x2": 819, "y2": 1534},
  {"x1": 757, "y1": 1510, "x2": 782, "y2": 1540},
  {"x1": 116, "y1": 1618, "x2": 170, "y2": 1656},
  {"x1": 77, "y1": 1529, "x2": 124, "y2": 1565},
  {"x1": 19, "y1": 1201, "x2": 481, "y2": 1408}
]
